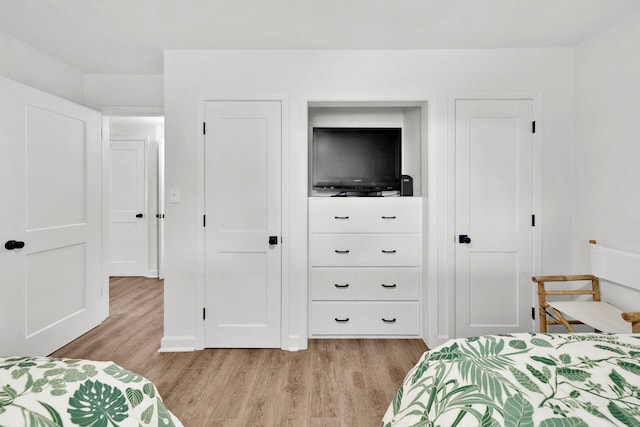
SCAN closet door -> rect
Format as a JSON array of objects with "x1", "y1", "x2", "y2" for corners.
[
  {"x1": 204, "y1": 101, "x2": 281, "y2": 348},
  {"x1": 0, "y1": 76, "x2": 103, "y2": 356},
  {"x1": 455, "y1": 99, "x2": 534, "y2": 337}
]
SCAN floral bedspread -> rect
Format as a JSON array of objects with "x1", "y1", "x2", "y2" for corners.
[
  {"x1": 382, "y1": 333, "x2": 640, "y2": 426},
  {"x1": 0, "y1": 356, "x2": 183, "y2": 427}
]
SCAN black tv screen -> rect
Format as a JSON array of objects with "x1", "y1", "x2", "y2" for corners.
[{"x1": 312, "y1": 127, "x2": 401, "y2": 192}]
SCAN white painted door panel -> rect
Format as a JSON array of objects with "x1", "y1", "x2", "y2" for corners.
[
  {"x1": 157, "y1": 137, "x2": 165, "y2": 279},
  {"x1": 455, "y1": 99, "x2": 534, "y2": 337},
  {"x1": 204, "y1": 101, "x2": 281, "y2": 348},
  {"x1": 0, "y1": 76, "x2": 102, "y2": 356},
  {"x1": 109, "y1": 139, "x2": 147, "y2": 276}
]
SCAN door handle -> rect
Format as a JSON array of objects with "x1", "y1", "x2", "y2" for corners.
[
  {"x1": 136, "y1": 213, "x2": 144, "y2": 218},
  {"x1": 458, "y1": 234, "x2": 471, "y2": 244},
  {"x1": 269, "y1": 236, "x2": 278, "y2": 245},
  {"x1": 5, "y1": 240, "x2": 25, "y2": 250}
]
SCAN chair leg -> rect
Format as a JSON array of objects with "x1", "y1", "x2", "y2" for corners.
[
  {"x1": 538, "y1": 283, "x2": 548, "y2": 332},
  {"x1": 550, "y1": 307, "x2": 575, "y2": 333}
]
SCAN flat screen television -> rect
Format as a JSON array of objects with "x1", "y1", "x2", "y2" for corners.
[{"x1": 312, "y1": 127, "x2": 401, "y2": 193}]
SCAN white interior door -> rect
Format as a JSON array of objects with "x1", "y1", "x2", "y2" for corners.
[
  {"x1": 109, "y1": 139, "x2": 147, "y2": 276},
  {"x1": 157, "y1": 137, "x2": 165, "y2": 279},
  {"x1": 204, "y1": 101, "x2": 281, "y2": 348},
  {"x1": 0, "y1": 76, "x2": 103, "y2": 356},
  {"x1": 455, "y1": 99, "x2": 534, "y2": 337}
]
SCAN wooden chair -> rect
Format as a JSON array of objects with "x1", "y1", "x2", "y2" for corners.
[{"x1": 532, "y1": 274, "x2": 640, "y2": 333}]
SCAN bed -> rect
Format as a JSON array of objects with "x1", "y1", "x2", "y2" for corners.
[
  {"x1": 0, "y1": 356, "x2": 183, "y2": 427},
  {"x1": 382, "y1": 333, "x2": 640, "y2": 426}
]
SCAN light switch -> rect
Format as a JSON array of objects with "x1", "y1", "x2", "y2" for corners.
[{"x1": 168, "y1": 187, "x2": 181, "y2": 203}]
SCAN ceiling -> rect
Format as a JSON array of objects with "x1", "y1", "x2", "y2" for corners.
[{"x1": 0, "y1": 0, "x2": 639, "y2": 74}]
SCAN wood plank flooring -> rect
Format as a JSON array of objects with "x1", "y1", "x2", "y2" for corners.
[{"x1": 51, "y1": 277, "x2": 428, "y2": 426}]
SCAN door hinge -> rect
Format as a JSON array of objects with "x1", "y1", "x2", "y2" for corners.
[
  {"x1": 532, "y1": 121, "x2": 536, "y2": 134},
  {"x1": 203, "y1": 307, "x2": 206, "y2": 320},
  {"x1": 531, "y1": 307, "x2": 536, "y2": 320},
  {"x1": 203, "y1": 122, "x2": 206, "y2": 135},
  {"x1": 203, "y1": 215, "x2": 206, "y2": 227},
  {"x1": 531, "y1": 214, "x2": 535, "y2": 227}
]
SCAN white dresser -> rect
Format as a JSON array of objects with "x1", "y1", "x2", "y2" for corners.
[{"x1": 308, "y1": 197, "x2": 422, "y2": 337}]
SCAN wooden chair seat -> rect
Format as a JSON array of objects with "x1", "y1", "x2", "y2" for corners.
[{"x1": 532, "y1": 274, "x2": 640, "y2": 333}]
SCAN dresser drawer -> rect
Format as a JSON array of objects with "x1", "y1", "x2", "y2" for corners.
[
  {"x1": 310, "y1": 268, "x2": 419, "y2": 300},
  {"x1": 310, "y1": 302, "x2": 420, "y2": 336},
  {"x1": 309, "y1": 197, "x2": 421, "y2": 233},
  {"x1": 309, "y1": 235, "x2": 420, "y2": 266}
]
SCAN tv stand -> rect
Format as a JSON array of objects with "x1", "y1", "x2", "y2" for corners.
[{"x1": 308, "y1": 197, "x2": 422, "y2": 337}]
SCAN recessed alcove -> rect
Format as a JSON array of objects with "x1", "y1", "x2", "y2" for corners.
[
  {"x1": 306, "y1": 100, "x2": 427, "y2": 339},
  {"x1": 307, "y1": 101, "x2": 426, "y2": 197}
]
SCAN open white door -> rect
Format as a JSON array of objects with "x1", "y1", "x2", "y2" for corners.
[
  {"x1": 0, "y1": 76, "x2": 103, "y2": 356},
  {"x1": 455, "y1": 99, "x2": 534, "y2": 337},
  {"x1": 204, "y1": 101, "x2": 282, "y2": 348},
  {"x1": 157, "y1": 137, "x2": 165, "y2": 279}
]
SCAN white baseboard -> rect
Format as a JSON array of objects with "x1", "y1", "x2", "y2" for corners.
[
  {"x1": 159, "y1": 335, "x2": 196, "y2": 352},
  {"x1": 285, "y1": 334, "x2": 306, "y2": 351}
]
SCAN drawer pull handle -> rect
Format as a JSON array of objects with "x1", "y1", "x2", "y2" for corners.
[
  {"x1": 381, "y1": 250, "x2": 397, "y2": 254},
  {"x1": 334, "y1": 216, "x2": 350, "y2": 219},
  {"x1": 381, "y1": 216, "x2": 397, "y2": 219},
  {"x1": 335, "y1": 318, "x2": 350, "y2": 323},
  {"x1": 381, "y1": 283, "x2": 397, "y2": 288},
  {"x1": 334, "y1": 283, "x2": 350, "y2": 288},
  {"x1": 382, "y1": 318, "x2": 397, "y2": 323},
  {"x1": 335, "y1": 250, "x2": 350, "y2": 254}
]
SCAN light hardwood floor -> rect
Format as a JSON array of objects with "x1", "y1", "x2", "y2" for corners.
[{"x1": 52, "y1": 277, "x2": 428, "y2": 426}]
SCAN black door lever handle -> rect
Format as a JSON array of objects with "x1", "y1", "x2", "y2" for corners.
[
  {"x1": 136, "y1": 213, "x2": 144, "y2": 218},
  {"x1": 458, "y1": 234, "x2": 471, "y2": 244},
  {"x1": 269, "y1": 236, "x2": 278, "y2": 245},
  {"x1": 5, "y1": 240, "x2": 25, "y2": 250}
]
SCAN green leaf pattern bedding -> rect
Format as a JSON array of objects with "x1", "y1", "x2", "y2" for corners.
[
  {"x1": 0, "y1": 356, "x2": 183, "y2": 427},
  {"x1": 382, "y1": 333, "x2": 640, "y2": 426}
]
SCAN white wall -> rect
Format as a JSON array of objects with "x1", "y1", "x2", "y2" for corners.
[
  {"x1": 0, "y1": 30, "x2": 163, "y2": 114},
  {"x1": 0, "y1": 30, "x2": 84, "y2": 104},
  {"x1": 573, "y1": 9, "x2": 640, "y2": 310},
  {"x1": 84, "y1": 74, "x2": 164, "y2": 113},
  {"x1": 163, "y1": 48, "x2": 575, "y2": 350}
]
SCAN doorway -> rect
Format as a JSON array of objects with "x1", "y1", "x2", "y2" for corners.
[{"x1": 106, "y1": 116, "x2": 165, "y2": 278}]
